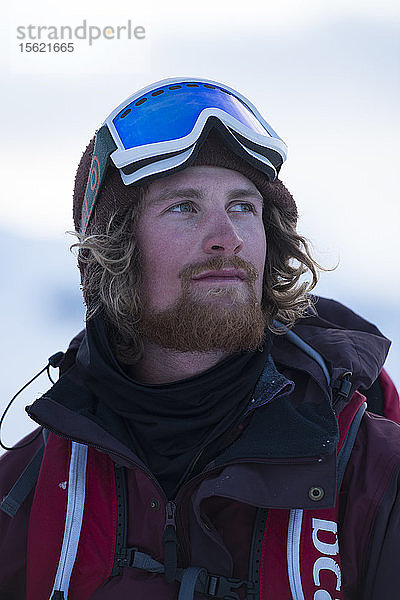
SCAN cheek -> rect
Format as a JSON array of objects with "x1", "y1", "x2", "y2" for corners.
[
  {"x1": 139, "y1": 221, "x2": 195, "y2": 271},
  {"x1": 142, "y1": 239, "x2": 184, "y2": 277},
  {"x1": 247, "y1": 225, "x2": 266, "y2": 270},
  {"x1": 137, "y1": 223, "x2": 167, "y2": 269},
  {"x1": 137, "y1": 226, "x2": 186, "y2": 302},
  {"x1": 249, "y1": 227, "x2": 266, "y2": 296}
]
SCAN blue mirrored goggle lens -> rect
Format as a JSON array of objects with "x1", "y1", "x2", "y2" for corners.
[{"x1": 112, "y1": 83, "x2": 270, "y2": 149}]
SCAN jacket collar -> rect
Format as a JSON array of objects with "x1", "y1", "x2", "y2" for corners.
[{"x1": 27, "y1": 296, "x2": 390, "y2": 472}]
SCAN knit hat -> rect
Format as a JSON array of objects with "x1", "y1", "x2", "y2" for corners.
[{"x1": 73, "y1": 128, "x2": 297, "y2": 236}]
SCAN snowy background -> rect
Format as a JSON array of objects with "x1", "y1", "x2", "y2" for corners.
[{"x1": 0, "y1": 0, "x2": 399, "y2": 450}]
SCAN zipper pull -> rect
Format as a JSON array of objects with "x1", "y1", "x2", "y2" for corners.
[{"x1": 162, "y1": 501, "x2": 178, "y2": 583}]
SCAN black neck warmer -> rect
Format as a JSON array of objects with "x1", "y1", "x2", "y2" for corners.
[{"x1": 76, "y1": 314, "x2": 274, "y2": 498}]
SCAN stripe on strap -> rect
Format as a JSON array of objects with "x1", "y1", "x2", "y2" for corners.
[
  {"x1": 49, "y1": 442, "x2": 88, "y2": 600},
  {"x1": 287, "y1": 509, "x2": 305, "y2": 600}
]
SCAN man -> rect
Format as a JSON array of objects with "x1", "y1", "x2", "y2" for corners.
[{"x1": 1, "y1": 77, "x2": 399, "y2": 600}]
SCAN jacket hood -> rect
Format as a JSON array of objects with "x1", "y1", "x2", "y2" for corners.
[{"x1": 277, "y1": 296, "x2": 390, "y2": 392}]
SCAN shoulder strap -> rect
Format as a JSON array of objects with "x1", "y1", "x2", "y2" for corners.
[
  {"x1": 0, "y1": 428, "x2": 49, "y2": 518},
  {"x1": 337, "y1": 402, "x2": 367, "y2": 490},
  {"x1": 278, "y1": 324, "x2": 331, "y2": 385}
]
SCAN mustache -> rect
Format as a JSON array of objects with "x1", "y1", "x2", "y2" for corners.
[{"x1": 179, "y1": 255, "x2": 259, "y2": 283}]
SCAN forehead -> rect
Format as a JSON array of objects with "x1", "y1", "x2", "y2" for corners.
[{"x1": 144, "y1": 165, "x2": 263, "y2": 202}]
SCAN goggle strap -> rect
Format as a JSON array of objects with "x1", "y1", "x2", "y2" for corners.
[{"x1": 80, "y1": 125, "x2": 117, "y2": 234}]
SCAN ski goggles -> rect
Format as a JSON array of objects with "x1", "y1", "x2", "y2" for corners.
[{"x1": 80, "y1": 77, "x2": 288, "y2": 234}]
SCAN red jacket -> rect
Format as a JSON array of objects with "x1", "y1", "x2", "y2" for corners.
[{"x1": 1, "y1": 298, "x2": 400, "y2": 599}]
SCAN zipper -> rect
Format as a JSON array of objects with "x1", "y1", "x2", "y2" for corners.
[
  {"x1": 286, "y1": 509, "x2": 305, "y2": 600},
  {"x1": 162, "y1": 501, "x2": 178, "y2": 582},
  {"x1": 50, "y1": 442, "x2": 88, "y2": 600},
  {"x1": 169, "y1": 443, "x2": 209, "y2": 501}
]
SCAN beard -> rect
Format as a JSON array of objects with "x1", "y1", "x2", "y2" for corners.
[{"x1": 137, "y1": 255, "x2": 267, "y2": 353}]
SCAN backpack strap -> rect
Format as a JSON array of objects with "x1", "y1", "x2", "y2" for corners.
[
  {"x1": 117, "y1": 546, "x2": 247, "y2": 600},
  {"x1": 27, "y1": 436, "x2": 116, "y2": 600},
  {"x1": 111, "y1": 465, "x2": 129, "y2": 576},
  {"x1": 279, "y1": 325, "x2": 331, "y2": 385},
  {"x1": 0, "y1": 428, "x2": 49, "y2": 518},
  {"x1": 177, "y1": 567, "x2": 207, "y2": 600},
  {"x1": 337, "y1": 401, "x2": 367, "y2": 489},
  {"x1": 49, "y1": 441, "x2": 88, "y2": 599},
  {"x1": 275, "y1": 320, "x2": 358, "y2": 413}
]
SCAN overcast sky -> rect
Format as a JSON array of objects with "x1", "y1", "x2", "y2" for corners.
[{"x1": 2, "y1": 1, "x2": 399, "y2": 294}]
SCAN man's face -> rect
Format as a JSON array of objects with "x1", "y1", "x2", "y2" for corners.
[{"x1": 135, "y1": 165, "x2": 267, "y2": 352}]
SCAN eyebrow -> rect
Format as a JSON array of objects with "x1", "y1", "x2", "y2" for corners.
[{"x1": 152, "y1": 187, "x2": 264, "y2": 205}]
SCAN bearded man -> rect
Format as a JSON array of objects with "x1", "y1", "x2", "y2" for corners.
[{"x1": 1, "y1": 78, "x2": 399, "y2": 600}]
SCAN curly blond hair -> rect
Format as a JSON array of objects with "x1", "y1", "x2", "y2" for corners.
[{"x1": 72, "y1": 134, "x2": 322, "y2": 361}]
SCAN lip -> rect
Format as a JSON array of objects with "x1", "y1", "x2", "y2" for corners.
[{"x1": 192, "y1": 268, "x2": 247, "y2": 281}]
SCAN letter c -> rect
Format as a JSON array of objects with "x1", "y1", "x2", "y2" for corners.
[
  {"x1": 314, "y1": 591, "x2": 332, "y2": 600},
  {"x1": 313, "y1": 557, "x2": 341, "y2": 591},
  {"x1": 314, "y1": 591, "x2": 340, "y2": 600}
]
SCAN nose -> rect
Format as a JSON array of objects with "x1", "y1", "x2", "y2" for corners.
[{"x1": 202, "y1": 214, "x2": 244, "y2": 255}]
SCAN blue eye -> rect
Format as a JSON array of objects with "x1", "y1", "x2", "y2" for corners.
[
  {"x1": 229, "y1": 202, "x2": 256, "y2": 213},
  {"x1": 168, "y1": 202, "x2": 196, "y2": 213}
]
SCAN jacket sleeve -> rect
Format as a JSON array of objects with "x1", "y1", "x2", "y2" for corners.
[
  {"x1": 362, "y1": 372, "x2": 400, "y2": 598},
  {"x1": 379, "y1": 368, "x2": 400, "y2": 424},
  {"x1": 363, "y1": 460, "x2": 400, "y2": 599},
  {"x1": 339, "y1": 411, "x2": 400, "y2": 600},
  {"x1": 0, "y1": 429, "x2": 43, "y2": 600}
]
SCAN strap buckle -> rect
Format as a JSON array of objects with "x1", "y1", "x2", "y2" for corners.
[
  {"x1": 206, "y1": 574, "x2": 247, "y2": 599},
  {"x1": 115, "y1": 547, "x2": 137, "y2": 568},
  {"x1": 333, "y1": 371, "x2": 353, "y2": 398}
]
